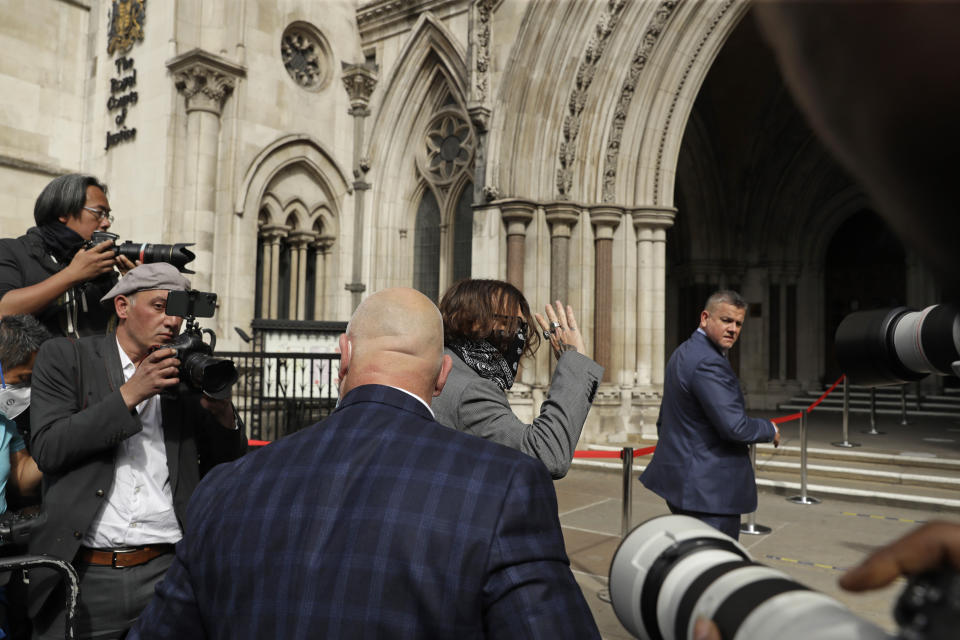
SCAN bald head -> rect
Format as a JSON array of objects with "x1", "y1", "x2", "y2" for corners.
[{"x1": 337, "y1": 288, "x2": 452, "y2": 404}]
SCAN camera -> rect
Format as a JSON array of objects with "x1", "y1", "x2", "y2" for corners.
[
  {"x1": 89, "y1": 230, "x2": 196, "y2": 274},
  {"x1": 834, "y1": 304, "x2": 960, "y2": 386},
  {"x1": 154, "y1": 290, "x2": 238, "y2": 398},
  {"x1": 609, "y1": 515, "x2": 959, "y2": 640}
]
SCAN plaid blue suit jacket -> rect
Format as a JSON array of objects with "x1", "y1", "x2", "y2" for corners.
[{"x1": 129, "y1": 384, "x2": 599, "y2": 639}]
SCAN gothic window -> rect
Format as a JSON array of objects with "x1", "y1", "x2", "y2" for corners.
[
  {"x1": 253, "y1": 165, "x2": 338, "y2": 322},
  {"x1": 414, "y1": 189, "x2": 441, "y2": 301},
  {"x1": 281, "y1": 22, "x2": 332, "y2": 92},
  {"x1": 452, "y1": 184, "x2": 473, "y2": 284},
  {"x1": 413, "y1": 102, "x2": 476, "y2": 298}
]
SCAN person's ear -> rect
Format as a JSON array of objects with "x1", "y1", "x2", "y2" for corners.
[
  {"x1": 337, "y1": 334, "x2": 351, "y2": 384},
  {"x1": 115, "y1": 295, "x2": 130, "y2": 319},
  {"x1": 433, "y1": 354, "x2": 453, "y2": 397},
  {"x1": 699, "y1": 309, "x2": 709, "y2": 328}
]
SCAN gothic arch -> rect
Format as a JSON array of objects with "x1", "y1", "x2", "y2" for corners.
[
  {"x1": 365, "y1": 12, "x2": 471, "y2": 292},
  {"x1": 228, "y1": 135, "x2": 351, "y2": 325}
]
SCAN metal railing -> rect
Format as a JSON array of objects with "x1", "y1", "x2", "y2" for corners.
[{"x1": 219, "y1": 351, "x2": 341, "y2": 441}]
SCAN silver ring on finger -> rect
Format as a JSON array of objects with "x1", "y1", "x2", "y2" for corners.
[
  {"x1": 543, "y1": 330, "x2": 552, "y2": 339},
  {"x1": 550, "y1": 322, "x2": 561, "y2": 330}
]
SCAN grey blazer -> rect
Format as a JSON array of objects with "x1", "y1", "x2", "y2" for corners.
[{"x1": 433, "y1": 348, "x2": 603, "y2": 478}]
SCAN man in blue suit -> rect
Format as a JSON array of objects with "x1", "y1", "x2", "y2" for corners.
[
  {"x1": 129, "y1": 287, "x2": 599, "y2": 639},
  {"x1": 640, "y1": 290, "x2": 780, "y2": 540}
]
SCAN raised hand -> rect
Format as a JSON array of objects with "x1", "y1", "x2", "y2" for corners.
[{"x1": 534, "y1": 301, "x2": 586, "y2": 358}]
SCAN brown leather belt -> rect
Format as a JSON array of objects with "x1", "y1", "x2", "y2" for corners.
[{"x1": 77, "y1": 545, "x2": 174, "y2": 568}]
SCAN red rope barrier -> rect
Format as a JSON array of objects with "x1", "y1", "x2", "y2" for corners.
[
  {"x1": 572, "y1": 446, "x2": 657, "y2": 459},
  {"x1": 806, "y1": 374, "x2": 845, "y2": 412},
  {"x1": 769, "y1": 374, "x2": 846, "y2": 425},
  {"x1": 772, "y1": 412, "x2": 803, "y2": 425}
]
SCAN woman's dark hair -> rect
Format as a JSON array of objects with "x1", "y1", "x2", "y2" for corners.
[
  {"x1": 34, "y1": 173, "x2": 108, "y2": 227},
  {"x1": 439, "y1": 279, "x2": 541, "y2": 358}
]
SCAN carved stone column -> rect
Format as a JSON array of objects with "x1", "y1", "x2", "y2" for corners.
[
  {"x1": 543, "y1": 203, "x2": 580, "y2": 304},
  {"x1": 286, "y1": 231, "x2": 315, "y2": 320},
  {"x1": 590, "y1": 206, "x2": 623, "y2": 382},
  {"x1": 342, "y1": 62, "x2": 379, "y2": 310},
  {"x1": 500, "y1": 200, "x2": 536, "y2": 290},
  {"x1": 259, "y1": 225, "x2": 288, "y2": 319},
  {"x1": 312, "y1": 235, "x2": 335, "y2": 320},
  {"x1": 168, "y1": 49, "x2": 245, "y2": 292},
  {"x1": 631, "y1": 207, "x2": 675, "y2": 389}
]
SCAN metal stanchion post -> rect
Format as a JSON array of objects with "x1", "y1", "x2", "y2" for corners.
[
  {"x1": 789, "y1": 411, "x2": 821, "y2": 504},
  {"x1": 901, "y1": 384, "x2": 909, "y2": 426},
  {"x1": 621, "y1": 447, "x2": 633, "y2": 538},
  {"x1": 832, "y1": 376, "x2": 860, "y2": 448},
  {"x1": 862, "y1": 387, "x2": 885, "y2": 435},
  {"x1": 599, "y1": 447, "x2": 634, "y2": 605},
  {"x1": 740, "y1": 443, "x2": 772, "y2": 535}
]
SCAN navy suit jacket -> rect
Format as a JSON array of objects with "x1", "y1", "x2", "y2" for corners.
[
  {"x1": 640, "y1": 330, "x2": 775, "y2": 515},
  {"x1": 129, "y1": 384, "x2": 599, "y2": 639}
]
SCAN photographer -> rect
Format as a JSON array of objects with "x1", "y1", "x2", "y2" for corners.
[
  {"x1": 0, "y1": 174, "x2": 135, "y2": 338},
  {"x1": 25, "y1": 263, "x2": 246, "y2": 640}
]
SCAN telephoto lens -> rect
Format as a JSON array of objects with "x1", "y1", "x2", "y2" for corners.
[{"x1": 608, "y1": 515, "x2": 891, "y2": 640}]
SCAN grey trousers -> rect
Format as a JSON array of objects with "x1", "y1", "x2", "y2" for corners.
[{"x1": 32, "y1": 551, "x2": 174, "y2": 640}]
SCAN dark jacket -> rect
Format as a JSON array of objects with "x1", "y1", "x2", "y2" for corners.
[
  {"x1": 27, "y1": 332, "x2": 247, "y2": 617},
  {"x1": 129, "y1": 384, "x2": 600, "y2": 640},
  {"x1": 640, "y1": 330, "x2": 776, "y2": 514},
  {"x1": 0, "y1": 227, "x2": 116, "y2": 337}
]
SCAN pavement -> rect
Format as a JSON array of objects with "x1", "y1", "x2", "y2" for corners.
[{"x1": 558, "y1": 409, "x2": 960, "y2": 638}]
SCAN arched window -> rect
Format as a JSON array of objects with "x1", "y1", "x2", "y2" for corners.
[
  {"x1": 451, "y1": 183, "x2": 473, "y2": 284},
  {"x1": 414, "y1": 189, "x2": 441, "y2": 301}
]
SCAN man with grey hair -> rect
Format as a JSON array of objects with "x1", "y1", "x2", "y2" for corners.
[
  {"x1": 26, "y1": 263, "x2": 246, "y2": 640},
  {"x1": 128, "y1": 287, "x2": 600, "y2": 639},
  {"x1": 640, "y1": 290, "x2": 780, "y2": 540}
]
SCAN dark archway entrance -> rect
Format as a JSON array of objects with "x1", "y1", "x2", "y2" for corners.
[{"x1": 823, "y1": 210, "x2": 906, "y2": 382}]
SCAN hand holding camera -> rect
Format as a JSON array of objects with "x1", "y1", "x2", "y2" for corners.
[
  {"x1": 120, "y1": 347, "x2": 181, "y2": 409},
  {"x1": 66, "y1": 239, "x2": 118, "y2": 284}
]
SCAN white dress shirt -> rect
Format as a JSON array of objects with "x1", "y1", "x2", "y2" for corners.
[{"x1": 81, "y1": 339, "x2": 182, "y2": 548}]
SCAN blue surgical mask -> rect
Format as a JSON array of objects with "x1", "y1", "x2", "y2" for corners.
[{"x1": 0, "y1": 363, "x2": 31, "y2": 420}]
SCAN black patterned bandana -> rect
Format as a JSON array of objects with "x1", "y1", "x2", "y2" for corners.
[{"x1": 447, "y1": 337, "x2": 516, "y2": 391}]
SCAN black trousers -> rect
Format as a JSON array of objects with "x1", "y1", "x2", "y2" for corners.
[{"x1": 667, "y1": 502, "x2": 741, "y2": 541}]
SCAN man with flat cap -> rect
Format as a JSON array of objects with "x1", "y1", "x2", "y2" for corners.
[{"x1": 26, "y1": 263, "x2": 247, "y2": 640}]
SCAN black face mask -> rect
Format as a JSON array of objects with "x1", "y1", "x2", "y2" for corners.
[{"x1": 489, "y1": 320, "x2": 527, "y2": 379}]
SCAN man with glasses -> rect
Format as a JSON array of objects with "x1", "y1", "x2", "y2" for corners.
[{"x1": 0, "y1": 173, "x2": 134, "y2": 339}]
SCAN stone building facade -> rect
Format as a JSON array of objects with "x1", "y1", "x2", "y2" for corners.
[{"x1": 0, "y1": 0, "x2": 947, "y2": 441}]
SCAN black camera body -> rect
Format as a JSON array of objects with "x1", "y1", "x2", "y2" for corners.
[
  {"x1": 155, "y1": 290, "x2": 237, "y2": 399},
  {"x1": 89, "y1": 230, "x2": 196, "y2": 274}
]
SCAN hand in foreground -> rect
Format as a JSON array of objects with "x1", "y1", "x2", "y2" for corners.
[
  {"x1": 839, "y1": 521, "x2": 960, "y2": 592},
  {"x1": 534, "y1": 301, "x2": 585, "y2": 358},
  {"x1": 693, "y1": 618, "x2": 722, "y2": 640},
  {"x1": 121, "y1": 347, "x2": 180, "y2": 409},
  {"x1": 201, "y1": 395, "x2": 237, "y2": 430},
  {"x1": 772, "y1": 422, "x2": 781, "y2": 448},
  {"x1": 66, "y1": 240, "x2": 117, "y2": 283}
]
